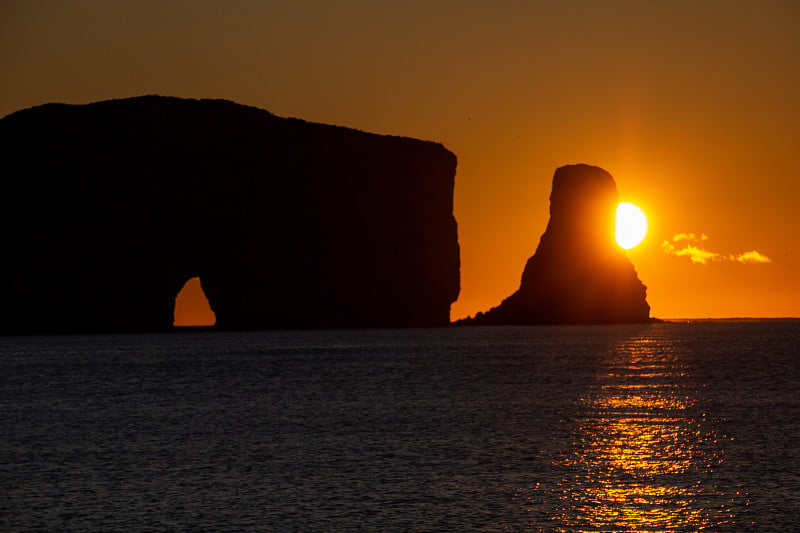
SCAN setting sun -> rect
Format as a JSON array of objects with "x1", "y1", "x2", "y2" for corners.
[{"x1": 615, "y1": 202, "x2": 648, "y2": 250}]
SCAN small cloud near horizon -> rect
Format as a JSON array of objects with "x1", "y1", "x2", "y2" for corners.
[
  {"x1": 662, "y1": 234, "x2": 771, "y2": 265},
  {"x1": 735, "y1": 250, "x2": 771, "y2": 264},
  {"x1": 672, "y1": 232, "x2": 709, "y2": 242}
]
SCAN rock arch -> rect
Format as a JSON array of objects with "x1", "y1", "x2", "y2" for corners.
[{"x1": 0, "y1": 96, "x2": 460, "y2": 334}]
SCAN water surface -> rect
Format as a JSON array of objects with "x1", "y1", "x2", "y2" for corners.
[{"x1": 2, "y1": 321, "x2": 798, "y2": 531}]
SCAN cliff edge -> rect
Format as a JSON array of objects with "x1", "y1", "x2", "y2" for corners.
[
  {"x1": 0, "y1": 96, "x2": 460, "y2": 333},
  {"x1": 460, "y1": 164, "x2": 650, "y2": 325}
]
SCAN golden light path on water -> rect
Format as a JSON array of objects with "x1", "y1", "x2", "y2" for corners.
[{"x1": 548, "y1": 331, "x2": 738, "y2": 532}]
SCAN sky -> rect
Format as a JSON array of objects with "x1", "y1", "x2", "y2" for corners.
[{"x1": 2, "y1": 0, "x2": 799, "y2": 320}]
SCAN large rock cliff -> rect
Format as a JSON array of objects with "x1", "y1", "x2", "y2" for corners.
[
  {"x1": 0, "y1": 96, "x2": 460, "y2": 333},
  {"x1": 461, "y1": 164, "x2": 650, "y2": 324}
]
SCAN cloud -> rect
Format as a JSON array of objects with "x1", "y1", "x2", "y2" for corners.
[
  {"x1": 672, "y1": 233, "x2": 709, "y2": 242},
  {"x1": 662, "y1": 234, "x2": 771, "y2": 265},
  {"x1": 735, "y1": 250, "x2": 771, "y2": 264},
  {"x1": 661, "y1": 241, "x2": 722, "y2": 264}
]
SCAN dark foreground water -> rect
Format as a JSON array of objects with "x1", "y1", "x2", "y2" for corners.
[{"x1": 2, "y1": 321, "x2": 799, "y2": 532}]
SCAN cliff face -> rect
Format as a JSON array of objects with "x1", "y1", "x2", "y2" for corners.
[
  {"x1": 462, "y1": 164, "x2": 650, "y2": 325},
  {"x1": 0, "y1": 96, "x2": 460, "y2": 333}
]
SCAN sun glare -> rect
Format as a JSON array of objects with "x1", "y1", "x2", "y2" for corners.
[{"x1": 615, "y1": 202, "x2": 648, "y2": 250}]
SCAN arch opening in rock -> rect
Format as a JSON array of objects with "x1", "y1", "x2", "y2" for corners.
[{"x1": 173, "y1": 277, "x2": 216, "y2": 327}]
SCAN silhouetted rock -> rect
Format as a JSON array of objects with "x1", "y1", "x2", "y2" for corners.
[
  {"x1": 0, "y1": 96, "x2": 459, "y2": 333},
  {"x1": 460, "y1": 164, "x2": 650, "y2": 325}
]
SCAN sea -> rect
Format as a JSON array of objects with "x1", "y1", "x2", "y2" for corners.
[{"x1": 2, "y1": 321, "x2": 798, "y2": 532}]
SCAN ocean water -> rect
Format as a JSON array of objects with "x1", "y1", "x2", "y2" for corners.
[{"x1": 2, "y1": 321, "x2": 798, "y2": 532}]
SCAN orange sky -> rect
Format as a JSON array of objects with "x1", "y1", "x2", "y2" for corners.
[{"x1": 2, "y1": 1, "x2": 798, "y2": 319}]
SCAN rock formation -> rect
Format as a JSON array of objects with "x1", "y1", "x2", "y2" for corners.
[
  {"x1": 461, "y1": 164, "x2": 650, "y2": 325},
  {"x1": 0, "y1": 96, "x2": 460, "y2": 333}
]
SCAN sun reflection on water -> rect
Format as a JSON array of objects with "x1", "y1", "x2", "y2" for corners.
[{"x1": 542, "y1": 331, "x2": 739, "y2": 531}]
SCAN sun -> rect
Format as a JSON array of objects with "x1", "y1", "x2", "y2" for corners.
[{"x1": 615, "y1": 202, "x2": 648, "y2": 249}]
